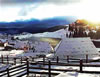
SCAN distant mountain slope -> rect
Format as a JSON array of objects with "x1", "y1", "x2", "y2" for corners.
[
  {"x1": 14, "y1": 28, "x2": 68, "y2": 39},
  {"x1": 0, "y1": 16, "x2": 77, "y2": 34},
  {"x1": 46, "y1": 25, "x2": 68, "y2": 32},
  {"x1": 33, "y1": 28, "x2": 68, "y2": 38}
]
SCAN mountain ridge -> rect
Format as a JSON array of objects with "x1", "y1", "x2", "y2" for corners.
[{"x1": 0, "y1": 16, "x2": 77, "y2": 34}]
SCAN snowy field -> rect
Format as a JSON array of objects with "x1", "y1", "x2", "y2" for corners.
[{"x1": 55, "y1": 72, "x2": 100, "y2": 77}]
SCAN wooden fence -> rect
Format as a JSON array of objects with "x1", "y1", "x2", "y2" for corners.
[
  {"x1": 0, "y1": 57, "x2": 100, "y2": 77},
  {"x1": 0, "y1": 54, "x2": 94, "y2": 65},
  {"x1": 0, "y1": 64, "x2": 27, "y2": 77}
]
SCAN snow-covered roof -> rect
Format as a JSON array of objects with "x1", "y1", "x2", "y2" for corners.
[
  {"x1": 14, "y1": 40, "x2": 29, "y2": 49},
  {"x1": 55, "y1": 37, "x2": 99, "y2": 59},
  {"x1": 33, "y1": 41, "x2": 53, "y2": 53}
]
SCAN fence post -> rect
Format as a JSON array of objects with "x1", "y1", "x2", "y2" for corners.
[
  {"x1": 27, "y1": 60, "x2": 29, "y2": 76},
  {"x1": 7, "y1": 68, "x2": 10, "y2": 77},
  {"x1": 34, "y1": 74, "x2": 36, "y2": 77},
  {"x1": 26, "y1": 57, "x2": 28, "y2": 63},
  {"x1": 48, "y1": 60, "x2": 51, "y2": 77},
  {"x1": 32, "y1": 57, "x2": 34, "y2": 62},
  {"x1": 1, "y1": 55, "x2": 3, "y2": 64},
  {"x1": 43, "y1": 56, "x2": 45, "y2": 65},
  {"x1": 7, "y1": 55, "x2": 9, "y2": 64},
  {"x1": 86, "y1": 54, "x2": 88, "y2": 63},
  {"x1": 67, "y1": 56, "x2": 69, "y2": 63},
  {"x1": 57, "y1": 56, "x2": 59, "y2": 63},
  {"x1": 14, "y1": 58, "x2": 16, "y2": 65},
  {"x1": 80, "y1": 60, "x2": 83, "y2": 72},
  {"x1": 21, "y1": 57, "x2": 22, "y2": 64}
]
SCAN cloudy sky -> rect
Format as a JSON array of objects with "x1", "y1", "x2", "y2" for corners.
[{"x1": 0, "y1": 0, "x2": 100, "y2": 22}]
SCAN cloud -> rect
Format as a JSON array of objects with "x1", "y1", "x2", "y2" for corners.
[
  {"x1": 1, "y1": 0, "x2": 100, "y2": 23},
  {"x1": 1, "y1": 0, "x2": 81, "y2": 5},
  {"x1": 0, "y1": 0, "x2": 82, "y2": 22},
  {"x1": 0, "y1": 0, "x2": 40, "y2": 5},
  {"x1": 18, "y1": 4, "x2": 39, "y2": 16},
  {"x1": 44, "y1": 0, "x2": 81, "y2": 4}
]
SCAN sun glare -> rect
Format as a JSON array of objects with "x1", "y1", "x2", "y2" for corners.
[{"x1": 78, "y1": 0, "x2": 100, "y2": 24}]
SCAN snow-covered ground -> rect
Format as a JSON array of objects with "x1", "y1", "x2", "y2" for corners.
[
  {"x1": 1, "y1": 29, "x2": 100, "y2": 77},
  {"x1": 55, "y1": 72, "x2": 100, "y2": 77},
  {"x1": 28, "y1": 61, "x2": 100, "y2": 77},
  {"x1": 0, "y1": 47, "x2": 4, "y2": 50},
  {"x1": 33, "y1": 29, "x2": 68, "y2": 38},
  {"x1": 96, "y1": 48, "x2": 100, "y2": 52},
  {"x1": 0, "y1": 50, "x2": 24, "y2": 57},
  {"x1": 14, "y1": 28, "x2": 68, "y2": 39}
]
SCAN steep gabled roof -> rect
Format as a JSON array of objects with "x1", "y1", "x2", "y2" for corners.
[
  {"x1": 33, "y1": 41, "x2": 53, "y2": 53},
  {"x1": 55, "y1": 37, "x2": 99, "y2": 59}
]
